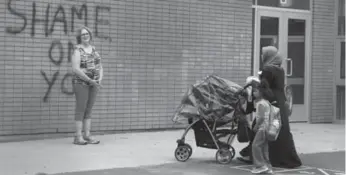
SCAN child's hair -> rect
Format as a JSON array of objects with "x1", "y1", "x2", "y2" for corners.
[{"x1": 251, "y1": 80, "x2": 274, "y2": 101}]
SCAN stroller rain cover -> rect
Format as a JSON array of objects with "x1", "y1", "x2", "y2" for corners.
[{"x1": 172, "y1": 75, "x2": 248, "y2": 124}]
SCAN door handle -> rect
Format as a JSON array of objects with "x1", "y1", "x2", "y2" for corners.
[{"x1": 287, "y1": 58, "x2": 293, "y2": 77}]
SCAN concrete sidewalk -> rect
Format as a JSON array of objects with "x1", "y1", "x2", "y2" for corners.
[{"x1": 0, "y1": 123, "x2": 344, "y2": 175}]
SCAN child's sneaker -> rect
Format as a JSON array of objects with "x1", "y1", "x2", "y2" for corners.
[
  {"x1": 266, "y1": 169, "x2": 273, "y2": 174},
  {"x1": 251, "y1": 166, "x2": 269, "y2": 174}
]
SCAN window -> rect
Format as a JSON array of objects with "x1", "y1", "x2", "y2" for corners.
[
  {"x1": 255, "y1": 0, "x2": 310, "y2": 10},
  {"x1": 336, "y1": 0, "x2": 345, "y2": 81},
  {"x1": 341, "y1": 42, "x2": 345, "y2": 79},
  {"x1": 338, "y1": 0, "x2": 345, "y2": 36},
  {"x1": 335, "y1": 41, "x2": 345, "y2": 82},
  {"x1": 335, "y1": 0, "x2": 345, "y2": 121},
  {"x1": 336, "y1": 86, "x2": 345, "y2": 120}
]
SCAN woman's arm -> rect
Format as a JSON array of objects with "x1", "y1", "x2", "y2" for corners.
[
  {"x1": 98, "y1": 63, "x2": 103, "y2": 81},
  {"x1": 259, "y1": 67, "x2": 273, "y2": 85},
  {"x1": 71, "y1": 48, "x2": 93, "y2": 82},
  {"x1": 260, "y1": 67, "x2": 276, "y2": 102},
  {"x1": 92, "y1": 48, "x2": 103, "y2": 82},
  {"x1": 245, "y1": 101, "x2": 255, "y2": 114}
]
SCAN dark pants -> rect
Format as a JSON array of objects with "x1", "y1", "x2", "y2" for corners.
[{"x1": 239, "y1": 119, "x2": 256, "y2": 159}]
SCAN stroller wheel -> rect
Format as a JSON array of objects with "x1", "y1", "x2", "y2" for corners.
[
  {"x1": 215, "y1": 148, "x2": 234, "y2": 164},
  {"x1": 229, "y1": 146, "x2": 236, "y2": 159},
  {"x1": 175, "y1": 145, "x2": 191, "y2": 162},
  {"x1": 183, "y1": 143, "x2": 193, "y2": 157}
]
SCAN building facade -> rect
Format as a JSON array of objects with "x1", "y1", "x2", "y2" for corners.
[
  {"x1": 252, "y1": 0, "x2": 345, "y2": 123},
  {"x1": 0, "y1": 0, "x2": 344, "y2": 135}
]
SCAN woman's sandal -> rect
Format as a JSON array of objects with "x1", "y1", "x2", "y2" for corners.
[
  {"x1": 83, "y1": 136, "x2": 100, "y2": 144},
  {"x1": 73, "y1": 137, "x2": 88, "y2": 145}
]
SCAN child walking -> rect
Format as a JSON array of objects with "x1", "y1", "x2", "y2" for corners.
[{"x1": 251, "y1": 80, "x2": 274, "y2": 174}]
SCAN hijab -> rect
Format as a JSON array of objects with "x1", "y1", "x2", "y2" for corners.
[{"x1": 262, "y1": 46, "x2": 283, "y2": 67}]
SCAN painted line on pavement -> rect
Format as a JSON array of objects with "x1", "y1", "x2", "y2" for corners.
[
  {"x1": 230, "y1": 165, "x2": 308, "y2": 172},
  {"x1": 231, "y1": 164, "x2": 253, "y2": 168},
  {"x1": 274, "y1": 167, "x2": 314, "y2": 173},
  {"x1": 230, "y1": 164, "x2": 345, "y2": 175},
  {"x1": 318, "y1": 168, "x2": 331, "y2": 175},
  {"x1": 307, "y1": 166, "x2": 346, "y2": 173},
  {"x1": 230, "y1": 166, "x2": 256, "y2": 171},
  {"x1": 304, "y1": 166, "x2": 346, "y2": 174}
]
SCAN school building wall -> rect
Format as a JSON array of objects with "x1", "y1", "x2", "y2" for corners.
[
  {"x1": 0, "y1": 0, "x2": 253, "y2": 135},
  {"x1": 310, "y1": 0, "x2": 338, "y2": 123}
]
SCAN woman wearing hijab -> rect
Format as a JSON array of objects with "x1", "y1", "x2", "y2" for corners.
[
  {"x1": 258, "y1": 46, "x2": 302, "y2": 168},
  {"x1": 238, "y1": 46, "x2": 302, "y2": 169}
]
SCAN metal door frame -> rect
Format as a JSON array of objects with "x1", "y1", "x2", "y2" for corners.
[{"x1": 253, "y1": 7, "x2": 312, "y2": 122}]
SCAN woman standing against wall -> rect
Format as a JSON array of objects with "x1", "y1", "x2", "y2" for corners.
[{"x1": 71, "y1": 26, "x2": 103, "y2": 145}]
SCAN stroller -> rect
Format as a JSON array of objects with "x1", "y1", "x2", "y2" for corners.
[{"x1": 172, "y1": 75, "x2": 251, "y2": 164}]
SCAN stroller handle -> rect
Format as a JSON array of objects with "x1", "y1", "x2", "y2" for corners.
[
  {"x1": 204, "y1": 84, "x2": 252, "y2": 118},
  {"x1": 233, "y1": 83, "x2": 252, "y2": 97},
  {"x1": 242, "y1": 83, "x2": 252, "y2": 90}
]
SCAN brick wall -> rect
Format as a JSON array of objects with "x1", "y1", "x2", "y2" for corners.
[
  {"x1": 0, "y1": 0, "x2": 252, "y2": 135},
  {"x1": 310, "y1": 0, "x2": 336, "y2": 123}
]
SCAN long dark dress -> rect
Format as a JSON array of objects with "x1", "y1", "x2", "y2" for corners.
[{"x1": 260, "y1": 65, "x2": 302, "y2": 168}]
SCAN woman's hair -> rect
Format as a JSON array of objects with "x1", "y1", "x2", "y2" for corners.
[
  {"x1": 252, "y1": 80, "x2": 274, "y2": 101},
  {"x1": 75, "y1": 26, "x2": 93, "y2": 44}
]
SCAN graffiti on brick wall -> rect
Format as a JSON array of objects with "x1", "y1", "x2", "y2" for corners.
[{"x1": 5, "y1": 0, "x2": 111, "y2": 102}]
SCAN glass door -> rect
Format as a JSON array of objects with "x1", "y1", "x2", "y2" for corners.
[
  {"x1": 254, "y1": 9, "x2": 311, "y2": 122},
  {"x1": 254, "y1": 10, "x2": 283, "y2": 75},
  {"x1": 285, "y1": 14, "x2": 311, "y2": 122}
]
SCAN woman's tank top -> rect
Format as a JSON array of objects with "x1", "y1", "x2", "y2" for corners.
[{"x1": 72, "y1": 45, "x2": 101, "y2": 86}]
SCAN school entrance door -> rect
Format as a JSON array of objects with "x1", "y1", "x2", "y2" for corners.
[{"x1": 253, "y1": 8, "x2": 312, "y2": 122}]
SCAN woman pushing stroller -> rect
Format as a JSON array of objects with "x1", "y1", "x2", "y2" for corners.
[{"x1": 238, "y1": 46, "x2": 302, "y2": 171}]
